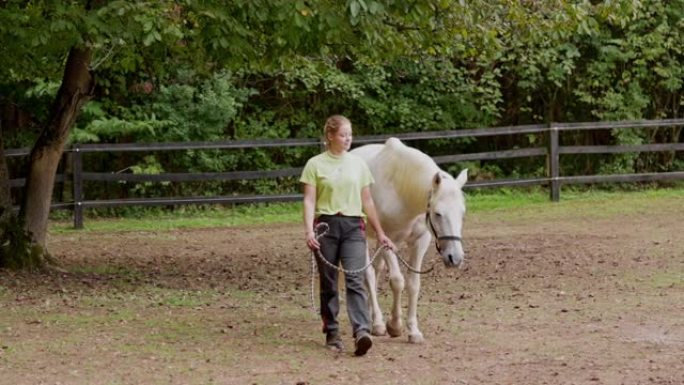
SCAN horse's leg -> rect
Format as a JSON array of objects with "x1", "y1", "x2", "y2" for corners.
[
  {"x1": 375, "y1": 256, "x2": 387, "y2": 290},
  {"x1": 364, "y1": 246, "x2": 386, "y2": 336},
  {"x1": 385, "y1": 250, "x2": 404, "y2": 337},
  {"x1": 405, "y1": 230, "x2": 431, "y2": 343}
]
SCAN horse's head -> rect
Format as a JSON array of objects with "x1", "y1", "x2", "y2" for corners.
[{"x1": 426, "y1": 169, "x2": 467, "y2": 268}]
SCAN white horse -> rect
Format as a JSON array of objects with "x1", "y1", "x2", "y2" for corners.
[{"x1": 351, "y1": 137, "x2": 467, "y2": 343}]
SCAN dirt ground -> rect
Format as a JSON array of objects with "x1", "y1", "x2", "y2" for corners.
[{"x1": 1, "y1": 195, "x2": 683, "y2": 385}]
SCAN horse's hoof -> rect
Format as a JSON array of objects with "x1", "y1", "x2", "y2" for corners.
[
  {"x1": 386, "y1": 321, "x2": 403, "y2": 338},
  {"x1": 408, "y1": 332, "x2": 424, "y2": 344},
  {"x1": 371, "y1": 324, "x2": 387, "y2": 336}
]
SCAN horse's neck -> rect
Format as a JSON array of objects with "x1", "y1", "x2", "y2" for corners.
[
  {"x1": 393, "y1": 160, "x2": 439, "y2": 217},
  {"x1": 373, "y1": 140, "x2": 441, "y2": 218}
]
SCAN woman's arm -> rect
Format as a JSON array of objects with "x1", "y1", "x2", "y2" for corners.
[
  {"x1": 302, "y1": 183, "x2": 320, "y2": 250},
  {"x1": 361, "y1": 186, "x2": 396, "y2": 251}
]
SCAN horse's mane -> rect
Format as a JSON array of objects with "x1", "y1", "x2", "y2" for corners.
[{"x1": 373, "y1": 138, "x2": 447, "y2": 210}]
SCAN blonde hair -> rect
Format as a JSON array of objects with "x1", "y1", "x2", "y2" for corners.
[{"x1": 323, "y1": 115, "x2": 351, "y2": 147}]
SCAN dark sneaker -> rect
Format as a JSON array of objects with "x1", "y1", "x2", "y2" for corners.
[
  {"x1": 326, "y1": 332, "x2": 343, "y2": 352},
  {"x1": 354, "y1": 332, "x2": 372, "y2": 356}
]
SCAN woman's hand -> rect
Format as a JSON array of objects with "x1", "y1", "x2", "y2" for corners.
[
  {"x1": 377, "y1": 233, "x2": 396, "y2": 251},
  {"x1": 306, "y1": 231, "x2": 320, "y2": 251},
  {"x1": 361, "y1": 186, "x2": 396, "y2": 252}
]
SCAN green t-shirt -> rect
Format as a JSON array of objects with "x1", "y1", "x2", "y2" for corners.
[{"x1": 299, "y1": 151, "x2": 374, "y2": 217}]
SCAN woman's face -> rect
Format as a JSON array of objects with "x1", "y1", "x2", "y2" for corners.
[{"x1": 327, "y1": 122, "x2": 352, "y2": 153}]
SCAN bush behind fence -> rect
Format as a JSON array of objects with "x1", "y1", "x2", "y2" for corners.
[{"x1": 6, "y1": 119, "x2": 684, "y2": 228}]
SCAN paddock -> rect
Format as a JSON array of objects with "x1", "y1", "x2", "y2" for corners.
[{"x1": 1, "y1": 193, "x2": 682, "y2": 384}]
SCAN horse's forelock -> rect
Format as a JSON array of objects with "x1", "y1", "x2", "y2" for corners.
[{"x1": 431, "y1": 174, "x2": 466, "y2": 211}]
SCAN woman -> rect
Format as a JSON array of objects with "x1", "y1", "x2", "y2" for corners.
[{"x1": 300, "y1": 115, "x2": 396, "y2": 356}]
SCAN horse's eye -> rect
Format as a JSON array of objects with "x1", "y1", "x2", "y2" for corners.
[{"x1": 434, "y1": 212, "x2": 442, "y2": 217}]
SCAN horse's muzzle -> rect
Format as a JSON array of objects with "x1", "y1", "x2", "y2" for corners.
[{"x1": 443, "y1": 253, "x2": 464, "y2": 268}]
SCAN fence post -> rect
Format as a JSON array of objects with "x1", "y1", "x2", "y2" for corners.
[
  {"x1": 72, "y1": 145, "x2": 84, "y2": 229},
  {"x1": 548, "y1": 123, "x2": 560, "y2": 202}
]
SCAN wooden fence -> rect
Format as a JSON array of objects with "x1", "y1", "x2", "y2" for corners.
[{"x1": 7, "y1": 119, "x2": 684, "y2": 228}]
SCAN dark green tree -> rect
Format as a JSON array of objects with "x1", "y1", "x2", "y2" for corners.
[{"x1": 0, "y1": 0, "x2": 444, "y2": 269}]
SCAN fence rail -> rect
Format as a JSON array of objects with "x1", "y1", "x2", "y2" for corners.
[{"x1": 7, "y1": 119, "x2": 684, "y2": 228}]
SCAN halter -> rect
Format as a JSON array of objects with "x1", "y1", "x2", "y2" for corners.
[{"x1": 425, "y1": 191, "x2": 462, "y2": 254}]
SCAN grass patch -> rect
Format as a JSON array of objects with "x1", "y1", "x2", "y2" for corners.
[
  {"x1": 40, "y1": 312, "x2": 112, "y2": 327},
  {"x1": 648, "y1": 270, "x2": 684, "y2": 289},
  {"x1": 465, "y1": 185, "x2": 684, "y2": 222},
  {"x1": 48, "y1": 186, "x2": 684, "y2": 233},
  {"x1": 68, "y1": 264, "x2": 142, "y2": 278},
  {"x1": 143, "y1": 319, "x2": 208, "y2": 343},
  {"x1": 75, "y1": 288, "x2": 223, "y2": 310},
  {"x1": 151, "y1": 289, "x2": 219, "y2": 308},
  {"x1": 0, "y1": 285, "x2": 9, "y2": 300},
  {"x1": 50, "y1": 202, "x2": 302, "y2": 233},
  {"x1": 466, "y1": 185, "x2": 684, "y2": 211}
]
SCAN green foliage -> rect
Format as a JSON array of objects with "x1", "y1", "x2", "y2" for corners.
[
  {"x1": 146, "y1": 71, "x2": 254, "y2": 142},
  {"x1": 354, "y1": 59, "x2": 499, "y2": 132},
  {"x1": 128, "y1": 155, "x2": 168, "y2": 195},
  {"x1": 73, "y1": 71, "x2": 251, "y2": 145},
  {"x1": 567, "y1": 0, "x2": 684, "y2": 173},
  {"x1": 73, "y1": 71, "x2": 238, "y2": 192},
  {"x1": 2, "y1": 0, "x2": 684, "y2": 214}
]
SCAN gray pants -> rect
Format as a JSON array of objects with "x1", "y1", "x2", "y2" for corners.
[{"x1": 315, "y1": 214, "x2": 371, "y2": 338}]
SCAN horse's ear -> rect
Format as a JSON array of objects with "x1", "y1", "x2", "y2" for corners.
[
  {"x1": 432, "y1": 172, "x2": 442, "y2": 187},
  {"x1": 455, "y1": 169, "x2": 468, "y2": 188}
]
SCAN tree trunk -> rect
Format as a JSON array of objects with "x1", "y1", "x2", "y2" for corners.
[
  {"x1": 18, "y1": 47, "x2": 94, "y2": 265},
  {"x1": 0, "y1": 123, "x2": 12, "y2": 223}
]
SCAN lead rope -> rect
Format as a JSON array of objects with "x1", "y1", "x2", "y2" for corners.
[
  {"x1": 308, "y1": 222, "x2": 435, "y2": 314},
  {"x1": 396, "y1": 253, "x2": 438, "y2": 275},
  {"x1": 309, "y1": 222, "x2": 384, "y2": 313}
]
